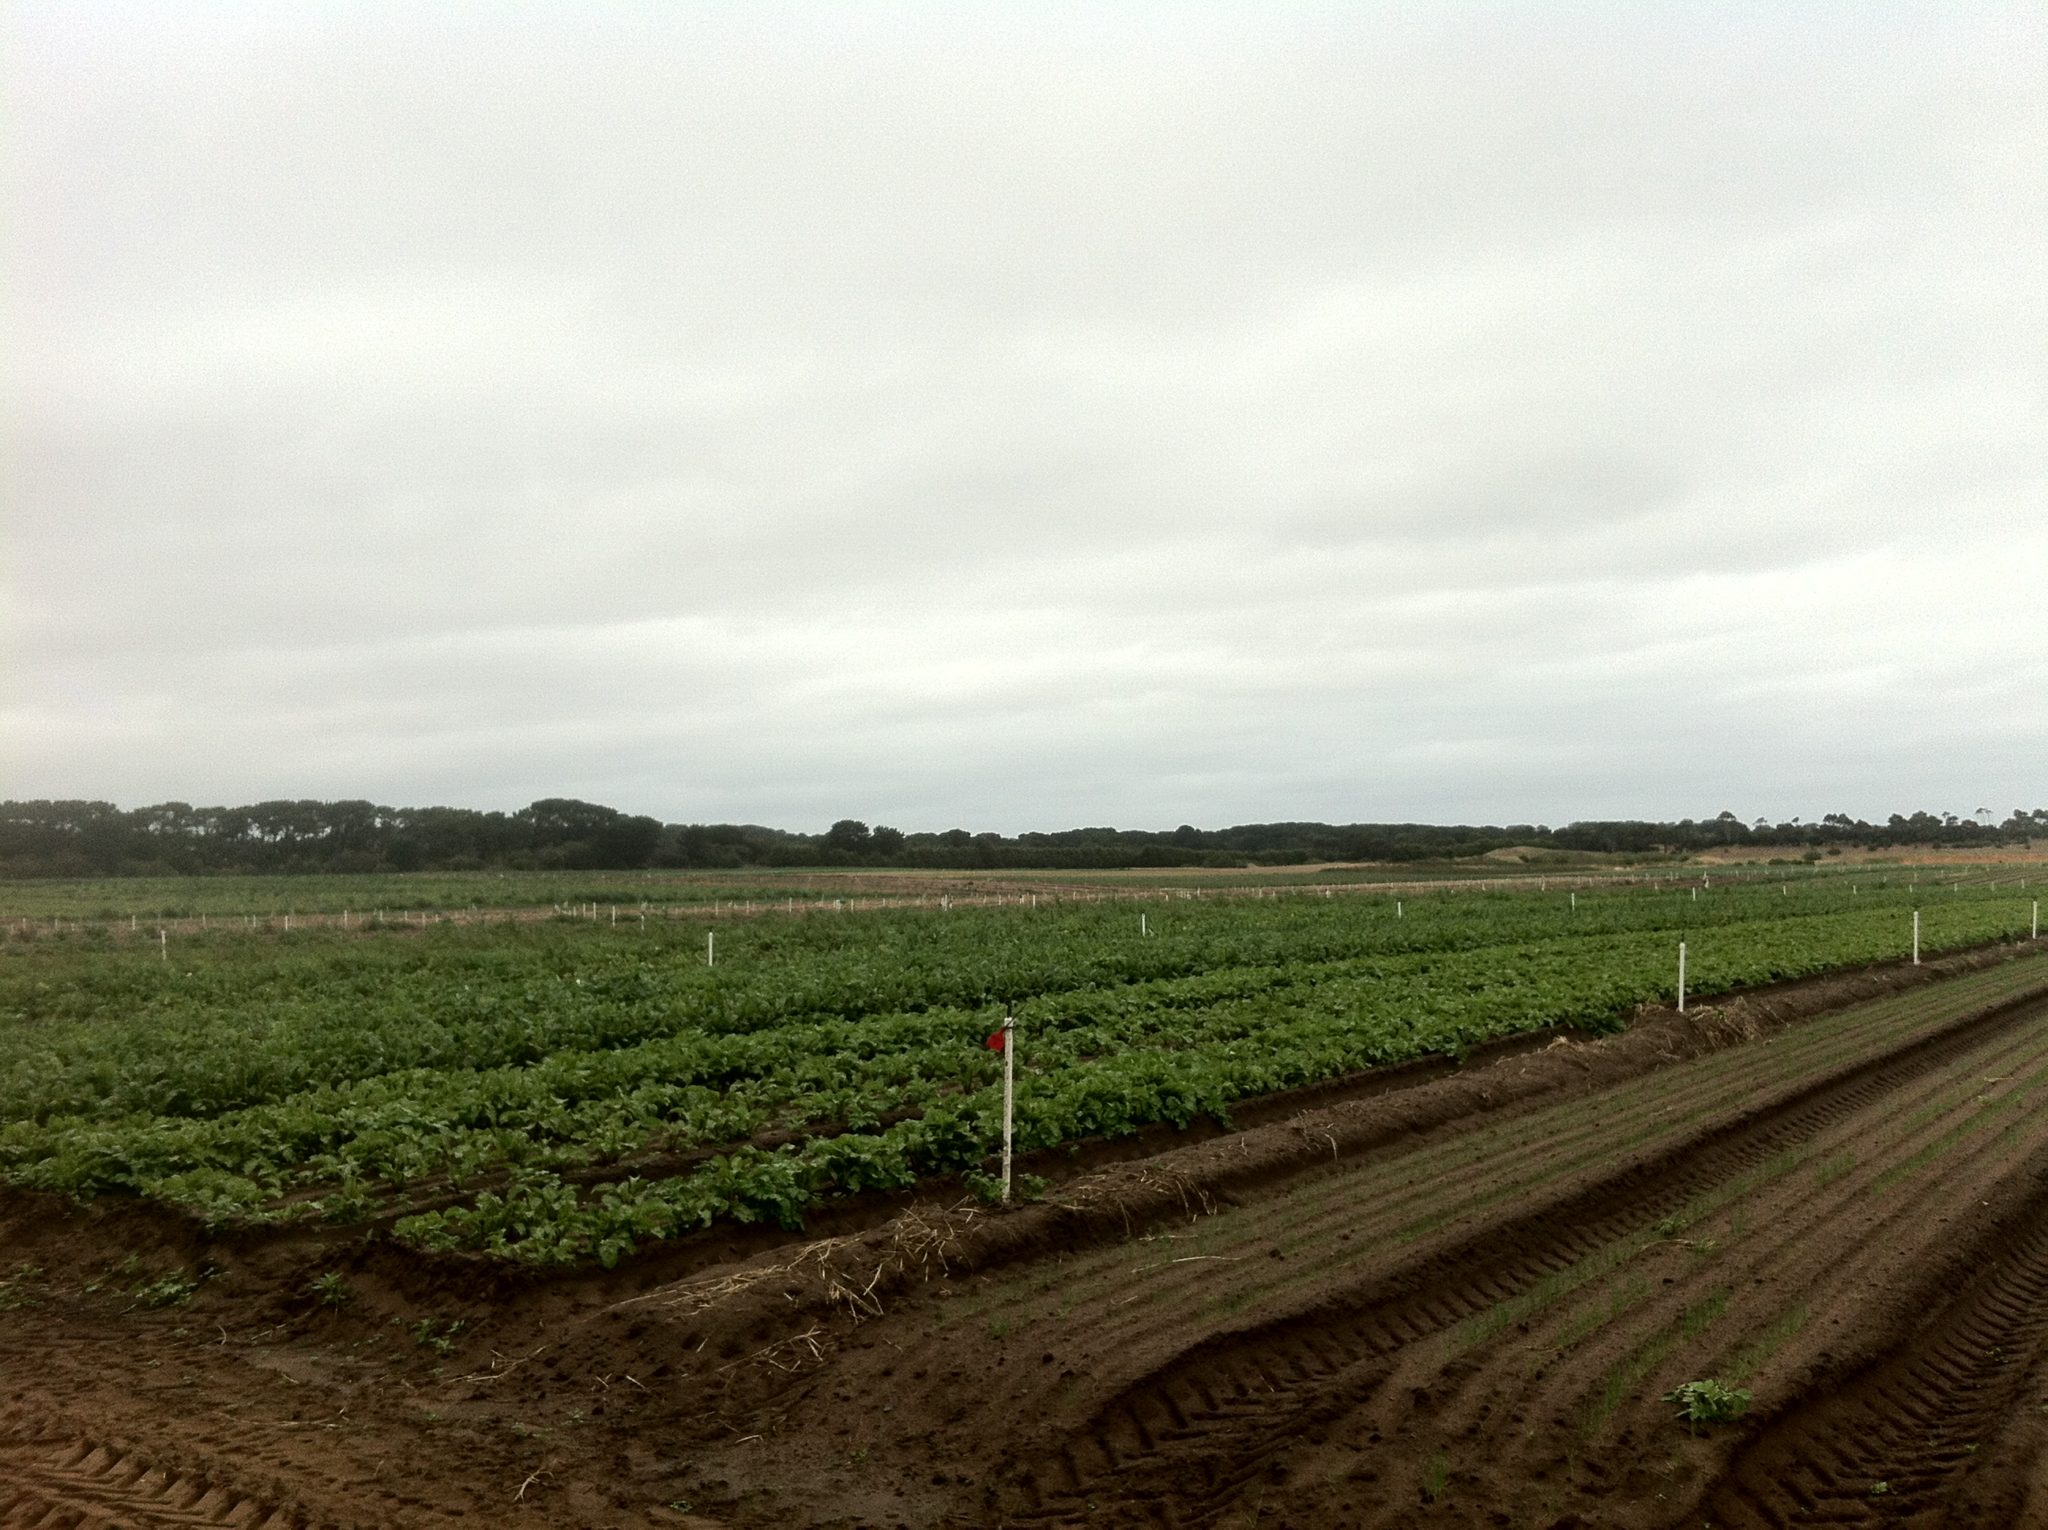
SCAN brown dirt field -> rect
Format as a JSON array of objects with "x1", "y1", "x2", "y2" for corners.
[{"x1": 5, "y1": 944, "x2": 2048, "y2": 1528}]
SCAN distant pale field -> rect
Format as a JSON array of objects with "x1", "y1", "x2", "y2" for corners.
[{"x1": 1695, "y1": 840, "x2": 2048, "y2": 867}]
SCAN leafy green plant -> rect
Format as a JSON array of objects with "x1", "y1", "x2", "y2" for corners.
[
  {"x1": 410, "y1": 1316, "x2": 467, "y2": 1355},
  {"x1": 1663, "y1": 1378, "x2": 1752, "y2": 1425},
  {"x1": 308, "y1": 1271, "x2": 352, "y2": 1307},
  {"x1": 128, "y1": 1270, "x2": 200, "y2": 1309},
  {"x1": 6, "y1": 882, "x2": 2044, "y2": 1268},
  {"x1": 963, "y1": 1169, "x2": 1049, "y2": 1205},
  {"x1": 0, "y1": 1265, "x2": 47, "y2": 1310}
]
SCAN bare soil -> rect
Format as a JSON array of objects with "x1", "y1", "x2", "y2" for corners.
[{"x1": 5, "y1": 942, "x2": 2048, "y2": 1528}]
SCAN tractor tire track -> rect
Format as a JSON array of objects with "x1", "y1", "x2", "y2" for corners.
[
  {"x1": 1001, "y1": 988, "x2": 2048, "y2": 1527},
  {"x1": 1703, "y1": 1198, "x2": 2048, "y2": 1529},
  {"x1": 0, "y1": 1404, "x2": 323, "y2": 1530},
  {"x1": 1418, "y1": 1007, "x2": 2048, "y2": 1457}
]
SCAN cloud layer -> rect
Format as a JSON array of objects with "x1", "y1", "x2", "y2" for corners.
[{"x1": 7, "y1": 3, "x2": 2044, "y2": 831}]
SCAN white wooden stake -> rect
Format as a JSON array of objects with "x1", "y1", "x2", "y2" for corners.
[
  {"x1": 707, "y1": 930, "x2": 715, "y2": 967},
  {"x1": 1001, "y1": 1015, "x2": 1016, "y2": 1204},
  {"x1": 1397, "y1": 901, "x2": 1403, "y2": 918},
  {"x1": 159, "y1": 929, "x2": 167, "y2": 962},
  {"x1": 1692, "y1": 887, "x2": 1698, "y2": 902},
  {"x1": 1677, "y1": 940, "x2": 1686, "y2": 1013},
  {"x1": 130, "y1": 915, "x2": 136, "y2": 931},
  {"x1": 1140, "y1": 913, "x2": 1148, "y2": 938},
  {"x1": 611, "y1": 906, "x2": 617, "y2": 925},
  {"x1": 1913, "y1": 910, "x2": 1920, "y2": 966},
  {"x1": 1570, "y1": 892, "x2": 1576, "y2": 911}
]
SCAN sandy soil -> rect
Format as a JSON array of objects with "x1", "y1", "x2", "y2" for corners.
[{"x1": 5, "y1": 941, "x2": 2048, "y2": 1529}]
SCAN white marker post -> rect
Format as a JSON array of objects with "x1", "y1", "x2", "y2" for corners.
[
  {"x1": 1913, "y1": 910, "x2": 1921, "y2": 966},
  {"x1": 1140, "y1": 913, "x2": 1149, "y2": 938},
  {"x1": 1678, "y1": 941, "x2": 1687, "y2": 1013},
  {"x1": 159, "y1": 929, "x2": 167, "y2": 962},
  {"x1": 706, "y1": 931, "x2": 716, "y2": 968},
  {"x1": 1397, "y1": 900, "x2": 1404, "y2": 919},
  {"x1": 1001, "y1": 1015, "x2": 1016, "y2": 1204},
  {"x1": 1570, "y1": 892, "x2": 1577, "y2": 912}
]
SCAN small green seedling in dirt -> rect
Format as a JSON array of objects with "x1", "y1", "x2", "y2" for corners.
[
  {"x1": 128, "y1": 1271, "x2": 200, "y2": 1310},
  {"x1": 1663, "y1": 1379, "x2": 1752, "y2": 1427},
  {"x1": 1420, "y1": 1451, "x2": 1449, "y2": 1504},
  {"x1": 410, "y1": 1317, "x2": 468, "y2": 1355},
  {"x1": 963, "y1": 1170, "x2": 1049, "y2": 1205},
  {"x1": 0, "y1": 1266, "x2": 48, "y2": 1311},
  {"x1": 308, "y1": 1271, "x2": 352, "y2": 1307},
  {"x1": 1869, "y1": 1480, "x2": 1891, "y2": 1496}
]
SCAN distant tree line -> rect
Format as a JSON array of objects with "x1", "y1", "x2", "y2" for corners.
[{"x1": 0, "y1": 799, "x2": 2041, "y2": 879}]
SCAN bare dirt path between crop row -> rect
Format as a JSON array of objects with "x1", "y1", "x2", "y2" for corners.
[{"x1": 4, "y1": 946, "x2": 2048, "y2": 1528}]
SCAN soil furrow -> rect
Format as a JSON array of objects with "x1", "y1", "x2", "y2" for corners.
[
  {"x1": 997, "y1": 988, "x2": 2048, "y2": 1523},
  {"x1": 1703, "y1": 1196, "x2": 2048, "y2": 1528},
  {"x1": 972, "y1": 967, "x2": 2048, "y2": 1408}
]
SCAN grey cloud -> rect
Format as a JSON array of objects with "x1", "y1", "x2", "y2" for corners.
[{"x1": 6, "y1": 3, "x2": 2044, "y2": 831}]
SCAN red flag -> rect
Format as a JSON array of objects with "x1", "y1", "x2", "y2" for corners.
[{"x1": 986, "y1": 1028, "x2": 1007, "y2": 1052}]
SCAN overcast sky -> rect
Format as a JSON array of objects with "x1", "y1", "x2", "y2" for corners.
[{"x1": 5, "y1": 3, "x2": 2043, "y2": 833}]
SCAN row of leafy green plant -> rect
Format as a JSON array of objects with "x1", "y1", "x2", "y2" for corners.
[
  {"x1": 0, "y1": 878, "x2": 1988, "y2": 1123},
  {"x1": 0, "y1": 869, "x2": 918, "y2": 921},
  {"x1": 0, "y1": 882, "x2": 2037, "y2": 1265}
]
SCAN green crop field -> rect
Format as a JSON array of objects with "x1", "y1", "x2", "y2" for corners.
[
  {"x1": 0, "y1": 869, "x2": 908, "y2": 921},
  {"x1": 1, "y1": 875, "x2": 2039, "y2": 1269}
]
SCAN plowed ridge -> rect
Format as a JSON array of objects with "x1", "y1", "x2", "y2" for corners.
[{"x1": 953, "y1": 956, "x2": 2048, "y2": 1527}]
